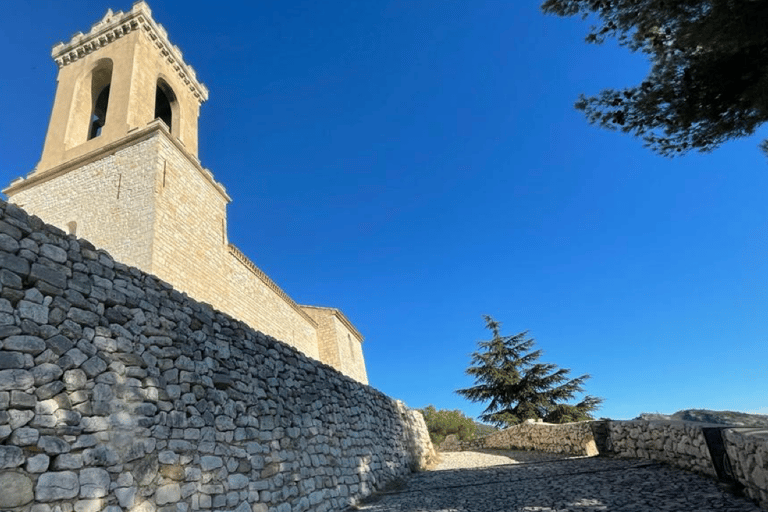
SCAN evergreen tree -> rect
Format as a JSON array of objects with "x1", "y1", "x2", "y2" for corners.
[
  {"x1": 419, "y1": 405, "x2": 477, "y2": 445},
  {"x1": 456, "y1": 316, "x2": 602, "y2": 427},
  {"x1": 541, "y1": 0, "x2": 768, "y2": 156}
]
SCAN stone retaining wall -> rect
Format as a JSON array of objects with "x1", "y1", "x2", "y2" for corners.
[{"x1": 0, "y1": 200, "x2": 435, "y2": 512}]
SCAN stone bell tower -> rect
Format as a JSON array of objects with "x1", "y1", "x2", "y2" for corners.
[
  {"x1": 4, "y1": 2, "x2": 370, "y2": 384},
  {"x1": 4, "y1": 2, "x2": 231, "y2": 283}
]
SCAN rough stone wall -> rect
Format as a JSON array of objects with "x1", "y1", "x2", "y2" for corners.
[
  {"x1": 723, "y1": 428, "x2": 768, "y2": 507},
  {"x1": 444, "y1": 420, "x2": 598, "y2": 456},
  {"x1": 0, "y1": 200, "x2": 433, "y2": 512},
  {"x1": 601, "y1": 420, "x2": 716, "y2": 477}
]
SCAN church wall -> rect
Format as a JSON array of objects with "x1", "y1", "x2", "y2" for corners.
[
  {"x1": 150, "y1": 131, "x2": 231, "y2": 316},
  {"x1": 5, "y1": 1, "x2": 369, "y2": 383},
  {"x1": 149, "y1": 131, "x2": 320, "y2": 360},
  {"x1": 225, "y1": 251, "x2": 320, "y2": 361},
  {"x1": 300, "y1": 307, "x2": 342, "y2": 370},
  {"x1": 332, "y1": 315, "x2": 368, "y2": 384},
  {"x1": 0, "y1": 200, "x2": 435, "y2": 512},
  {"x1": 299, "y1": 307, "x2": 368, "y2": 384},
  {"x1": 7, "y1": 136, "x2": 159, "y2": 272}
]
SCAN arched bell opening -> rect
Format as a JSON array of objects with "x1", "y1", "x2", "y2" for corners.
[
  {"x1": 87, "y1": 61, "x2": 113, "y2": 140},
  {"x1": 154, "y1": 78, "x2": 177, "y2": 134}
]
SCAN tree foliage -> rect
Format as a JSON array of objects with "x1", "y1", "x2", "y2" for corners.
[
  {"x1": 541, "y1": 0, "x2": 768, "y2": 156},
  {"x1": 456, "y1": 316, "x2": 603, "y2": 427},
  {"x1": 419, "y1": 405, "x2": 477, "y2": 445}
]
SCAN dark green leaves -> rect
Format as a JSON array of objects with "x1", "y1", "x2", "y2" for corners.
[{"x1": 456, "y1": 316, "x2": 603, "y2": 427}]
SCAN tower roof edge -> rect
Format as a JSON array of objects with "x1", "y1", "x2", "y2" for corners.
[{"x1": 50, "y1": 2, "x2": 209, "y2": 104}]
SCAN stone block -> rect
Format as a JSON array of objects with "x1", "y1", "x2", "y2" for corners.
[
  {"x1": 53, "y1": 453, "x2": 84, "y2": 470},
  {"x1": 10, "y1": 426, "x2": 39, "y2": 446},
  {"x1": 0, "y1": 446, "x2": 24, "y2": 469},
  {"x1": 115, "y1": 486, "x2": 137, "y2": 508},
  {"x1": 38, "y1": 435, "x2": 71, "y2": 454},
  {"x1": 3, "y1": 336, "x2": 45, "y2": 355},
  {"x1": 10, "y1": 390, "x2": 36, "y2": 409},
  {"x1": 156, "y1": 483, "x2": 181, "y2": 505},
  {"x1": 80, "y1": 467, "x2": 110, "y2": 498},
  {"x1": 0, "y1": 471, "x2": 34, "y2": 507},
  {"x1": 32, "y1": 363, "x2": 63, "y2": 385},
  {"x1": 0, "y1": 351, "x2": 27, "y2": 370},
  {"x1": 35, "y1": 471, "x2": 79, "y2": 501},
  {"x1": 26, "y1": 453, "x2": 50, "y2": 473}
]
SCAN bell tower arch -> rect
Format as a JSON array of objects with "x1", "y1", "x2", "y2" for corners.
[
  {"x1": 31, "y1": 2, "x2": 208, "y2": 172},
  {"x1": 3, "y1": 2, "x2": 224, "y2": 275}
]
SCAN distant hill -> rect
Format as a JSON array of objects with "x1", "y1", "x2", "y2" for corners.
[{"x1": 635, "y1": 409, "x2": 768, "y2": 428}]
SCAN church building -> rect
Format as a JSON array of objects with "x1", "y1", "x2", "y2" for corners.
[{"x1": 3, "y1": 2, "x2": 369, "y2": 383}]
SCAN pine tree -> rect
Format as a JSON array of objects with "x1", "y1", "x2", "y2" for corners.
[
  {"x1": 541, "y1": 0, "x2": 768, "y2": 156},
  {"x1": 456, "y1": 316, "x2": 603, "y2": 427}
]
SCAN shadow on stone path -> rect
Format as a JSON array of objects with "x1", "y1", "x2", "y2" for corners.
[{"x1": 354, "y1": 454, "x2": 761, "y2": 511}]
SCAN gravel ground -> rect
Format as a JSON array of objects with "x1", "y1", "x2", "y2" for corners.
[{"x1": 433, "y1": 450, "x2": 578, "y2": 470}]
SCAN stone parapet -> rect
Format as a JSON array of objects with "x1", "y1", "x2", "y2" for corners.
[{"x1": 600, "y1": 419, "x2": 716, "y2": 476}]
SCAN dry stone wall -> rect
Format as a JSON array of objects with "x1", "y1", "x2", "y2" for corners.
[
  {"x1": 443, "y1": 420, "x2": 598, "y2": 456},
  {"x1": 0, "y1": 200, "x2": 434, "y2": 512},
  {"x1": 601, "y1": 420, "x2": 715, "y2": 476}
]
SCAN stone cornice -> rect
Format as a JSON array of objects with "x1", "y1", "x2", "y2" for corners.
[
  {"x1": 3, "y1": 120, "x2": 229, "y2": 203},
  {"x1": 300, "y1": 305, "x2": 364, "y2": 343},
  {"x1": 227, "y1": 245, "x2": 319, "y2": 328},
  {"x1": 51, "y1": 1, "x2": 208, "y2": 104}
]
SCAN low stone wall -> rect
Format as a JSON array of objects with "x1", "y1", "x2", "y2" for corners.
[
  {"x1": 443, "y1": 420, "x2": 598, "y2": 456},
  {"x1": 724, "y1": 428, "x2": 768, "y2": 507},
  {"x1": 0, "y1": 200, "x2": 434, "y2": 512},
  {"x1": 601, "y1": 420, "x2": 715, "y2": 476}
]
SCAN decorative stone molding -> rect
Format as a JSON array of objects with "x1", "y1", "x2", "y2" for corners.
[
  {"x1": 228, "y1": 244, "x2": 319, "y2": 328},
  {"x1": 51, "y1": 1, "x2": 208, "y2": 103},
  {"x1": 4, "y1": 120, "x2": 227, "y2": 201}
]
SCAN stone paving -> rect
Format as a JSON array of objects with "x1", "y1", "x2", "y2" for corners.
[{"x1": 354, "y1": 450, "x2": 763, "y2": 511}]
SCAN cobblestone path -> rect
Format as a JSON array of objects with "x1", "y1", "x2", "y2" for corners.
[{"x1": 354, "y1": 451, "x2": 762, "y2": 512}]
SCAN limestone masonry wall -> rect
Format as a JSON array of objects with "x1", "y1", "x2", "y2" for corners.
[
  {"x1": 0, "y1": 200, "x2": 434, "y2": 512},
  {"x1": 8, "y1": 136, "x2": 160, "y2": 272}
]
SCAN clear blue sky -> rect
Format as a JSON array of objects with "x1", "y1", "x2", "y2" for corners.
[{"x1": 2, "y1": 1, "x2": 766, "y2": 421}]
